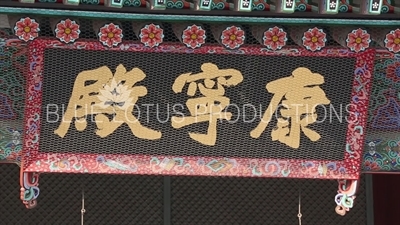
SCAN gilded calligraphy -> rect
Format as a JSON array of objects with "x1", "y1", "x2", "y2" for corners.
[
  {"x1": 250, "y1": 67, "x2": 330, "y2": 148},
  {"x1": 171, "y1": 63, "x2": 243, "y2": 146},
  {"x1": 54, "y1": 64, "x2": 162, "y2": 139}
]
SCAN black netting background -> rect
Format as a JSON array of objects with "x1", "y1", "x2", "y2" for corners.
[
  {"x1": 0, "y1": 164, "x2": 367, "y2": 224},
  {"x1": 171, "y1": 175, "x2": 367, "y2": 225},
  {"x1": 0, "y1": 164, "x2": 164, "y2": 225}
]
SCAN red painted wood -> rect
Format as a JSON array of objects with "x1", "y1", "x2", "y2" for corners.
[{"x1": 373, "y1": 174, "x2": 400, "y2": 225}]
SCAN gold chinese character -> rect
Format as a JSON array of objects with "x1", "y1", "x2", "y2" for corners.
[
  {"x1": 250, "y1": 67, "x2": 330, "y2": 149},
  {"x1": 54, "y1": 64, "x2": 162, "y2": 139},
  {"x1": 171, "y1": 63, "x2": 243, "y2": 146}
]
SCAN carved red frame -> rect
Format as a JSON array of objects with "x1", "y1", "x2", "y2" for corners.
[{"x1": 21, "y1": 39, "x2": 375, "y2": 179}]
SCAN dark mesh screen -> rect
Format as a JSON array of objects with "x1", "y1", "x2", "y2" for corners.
[
  {"x1": 0, "y1": 164, "x2": 367, "y2": 224},
  {"x1": 0, "y1": 164, "x2": 163, "y2": 224},
  {"x1": 171, "y1": 176, "x2": 367, "y2": 225},
  {"x1": 39, "y1": 48, "x2": 354, "y2": 161}
]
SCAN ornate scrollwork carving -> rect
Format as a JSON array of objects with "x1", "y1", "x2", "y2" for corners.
[
  {"x1": 334, "y1": 179, "x2": 358, "y2": 216},
  {"x1": 20, "y1": 172, "x2": 40, "y2": 209}
]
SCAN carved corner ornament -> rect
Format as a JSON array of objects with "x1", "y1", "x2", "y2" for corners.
[
  {"x1": 335, "y1": 179, "x2": 358, "y2": 216},
  {"x1": 20, "y1": 172, "x2": 40, "y2": 209}
]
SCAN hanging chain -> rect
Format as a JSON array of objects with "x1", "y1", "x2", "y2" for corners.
[
  {"x1": 81, "y1": 188, "x2": 86, "y2": 225},
  {"x1": 298, "y1": 189, "x2": 302, "y2": 225}
]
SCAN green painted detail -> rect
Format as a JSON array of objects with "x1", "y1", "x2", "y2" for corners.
[
  {"x1": 123, "y1": 0, "x2": 142, "y2": 7},
  {"x1": 65, "y1": 0, "x2": 80, "y2": 5},
  {"x1": 109, "y1": 0, "x2": 124, "y2": 7},
  {"x1": 0, "y1": 7, "x2": 398, "y2": 25}
]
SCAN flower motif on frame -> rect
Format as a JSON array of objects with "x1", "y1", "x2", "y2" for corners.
[
  {"x1": 302, "y1": 27, "x2": 327, "y2": 52},
  {"x1": 384, "y1": 29, "x2": 400, "y2": 53},
  {"x1": 98, "y1": 23, "x2": 123, "y2": 48},
  {"x1": 14, "y1": 17, "x2": 40, "y2": 42},
  {"x1": 139, "y1": 24, "x2": 164, "y2": 48},
  {"x1": 263, "y1": 26, "x2": 287, "y2": 51},
  {"x1": 346, "y1": 28, "x2": 371, "y2": 53},
  {"x1": 182, "y1": 25, "x2": 206, "y2": 49},
  {"x1": 55, "y1": 19, "x2": 81, "y2": 44},
  {"x1": 221, "y1": 26, "x2": 245, "y2": 50}
]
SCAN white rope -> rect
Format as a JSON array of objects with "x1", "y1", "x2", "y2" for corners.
[
  {"x1": 81, "y1": 188, "x2": 86, "y2": 225},
  {"x1": 298, "y1": 190, "x2": 302, "y2": 225}
]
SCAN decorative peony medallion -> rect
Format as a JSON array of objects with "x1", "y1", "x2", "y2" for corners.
[
  {"x1": 139, "y1": 24, "x2": 164, "y2": 48},
  {"x1": 384, "y1": 29, "x2": 400, "y2": 53},
  {"x1": 302, "y1": 27, "x2": 327, "y2": 52},
  {"x1": 14, "y1": 17, "x2": 40, "y2": 42},
  {"x1": 182, "y1": 25, "x2": 206, "y2": 49},
  {"x1": 98, "y1": 23, "x2": 123, "y2": 47},
  {"x1": 263, "y1": 26, "x2": 287, "y2": 51},
  {"x1": 346, "y1": 28, "x2": 371, "y2": 52},
  {"x1": 220, "y1": 26, "x2": 245, "y2": 49},
  {"x1": 55, "y1": 19, "x2": 80, "y2": 44}
]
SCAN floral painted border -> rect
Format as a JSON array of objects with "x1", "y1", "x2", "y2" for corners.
[
  {"x1": 362, "y1": 50, "x2": 400, "y2": 173},
  {"x1": 0, "y1": 31, "x2": 28, "y2": 164},
  {"x1": 22, "y1": 39, "x2": 375, "y2": 179},
  {"x1": 363, "y1": 133, "x2": 400, "y2": 172},
  {"x1": 0, "y1": 124, "x2": 23, "y2": 163}
]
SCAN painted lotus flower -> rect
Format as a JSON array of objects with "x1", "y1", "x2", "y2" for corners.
[
  {"x1": 302, "y1": 27, "x2": 326, "y2": 52},
  {"x1": 263, "y1": 26, "x2": 287, "y2": 50},
  {"x1": 97, "y1": 78, "x2": 133, "y2": 110},
  {"x1": 140, "y1": 24, "x2": 164, "y2": 48},
  {"x1": 55, "y1": 19, "x2": 80, "y2": 44},
  {"x1": 221, "y1": 26, "x2": 245, "y2": 49},
  {"x1": 384, "y1": 29, "x2": 400, "y2": 53},
  {"x1": 98, "y1": 23, "x2": 123, "y2": 48},
  {"x1": 182, "y1": 25, "x2": 206, "y2": 49},
  {"x1": 14, "y1": 17, "x2": 40, "y2": 42},
  {"x1": 346, "y1": 28, "x2": 371, "y2": 52}
]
